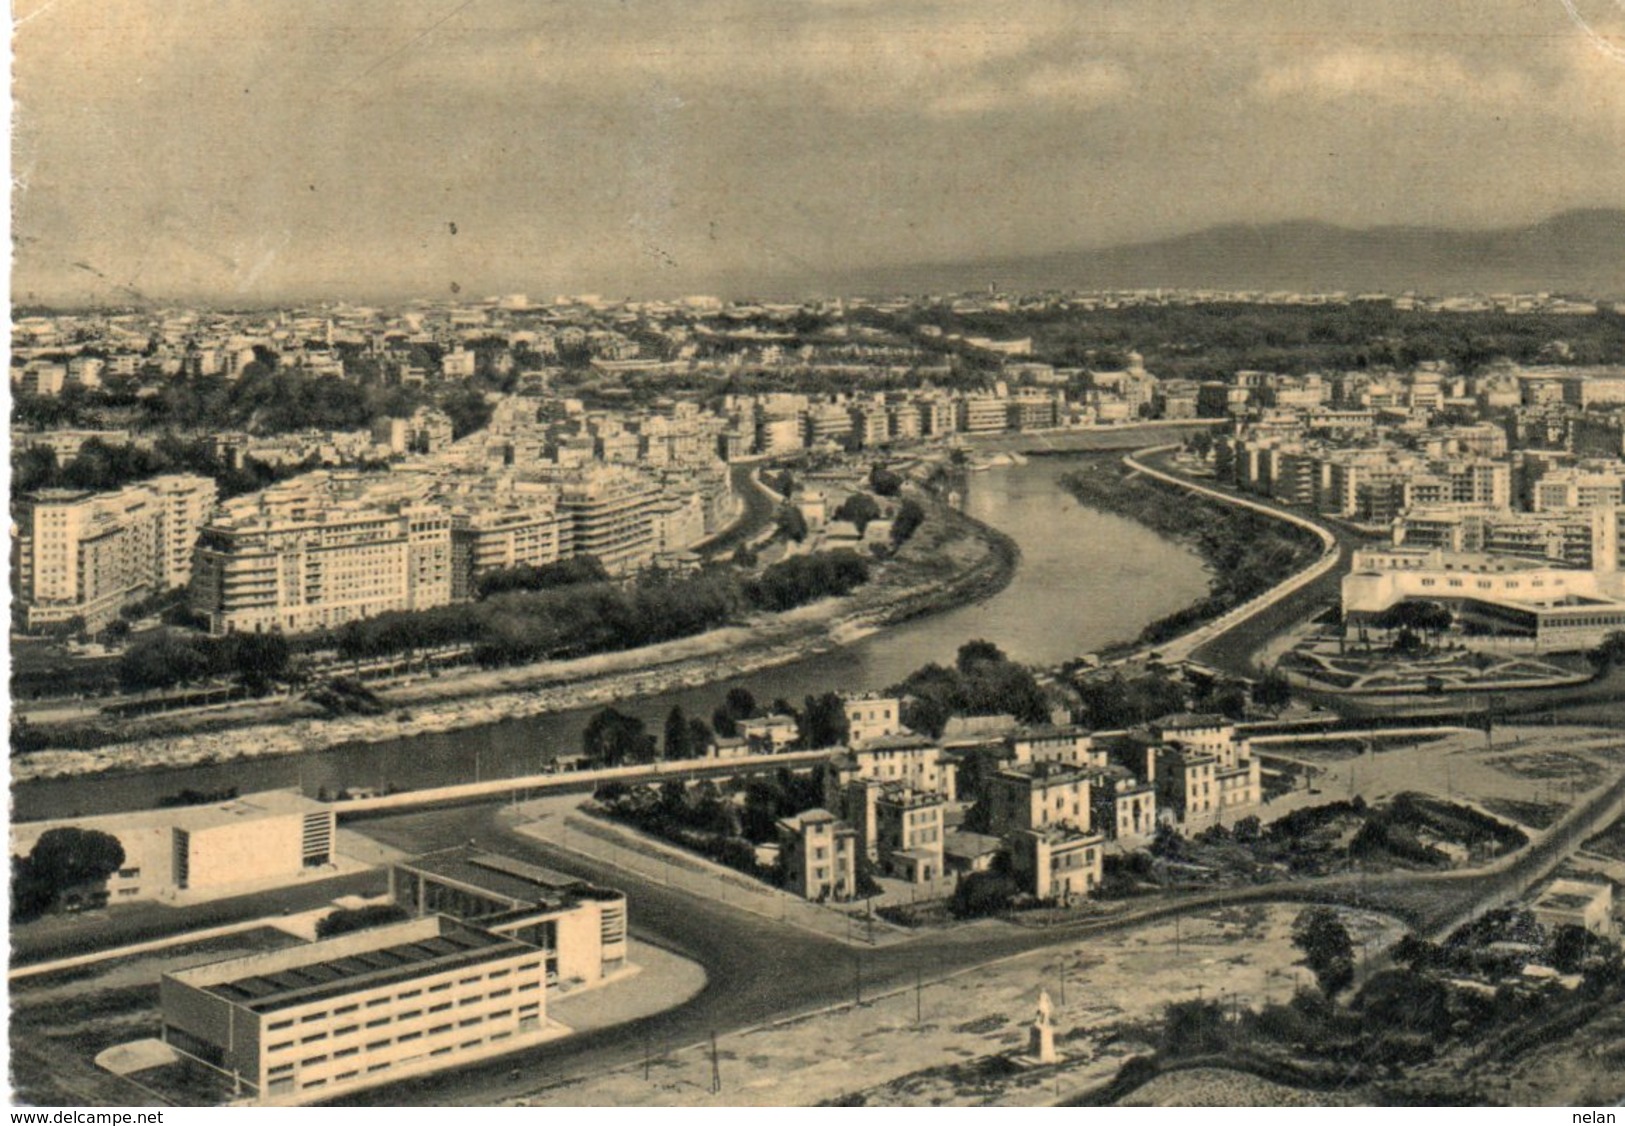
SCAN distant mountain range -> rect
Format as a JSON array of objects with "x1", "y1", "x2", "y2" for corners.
[{"x1": 823, "y1": 209, "x2": 1625, "y2": 300}]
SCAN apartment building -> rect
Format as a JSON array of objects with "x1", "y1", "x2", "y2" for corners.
[
  {"x1": 555, "y1": 468, "x2": 661, "y2": 575},
  {"x1": 191, "y1": 500, "x2": 454, "y2": 636},
  {"x1": 776, "y1": 808, "x2": 859, "y2": 901},
  {"x1": 986, "y1": 762, "x2": 1093, "y2": 837},
  {"x1": 152, "y1": 475, "x2": 221, "y2": 590},
  {"x1": 1009, "y1": 827, "x2": 1103, "y2": 900},
  {"x1": 827, "y1": 734, "x2": 957, "y2": 801},
  {"x1": 843, "y1": 694, "x2": 905, "y2": 746},
  {"x1": 13, "y1": 473, "x2": 216, "y2": 632},
  {"x1": 959, "y1": 395, "x2": 1009, "y2": 433},
  {"x1": 873, "y1": 786, "x2": 945, "y2": 882},
  {"x1": 448, "y1": 501, "x2": 565, "y2": 600}
]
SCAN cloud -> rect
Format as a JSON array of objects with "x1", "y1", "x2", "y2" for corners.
[
  {"x1": 1252, "y1": 46, "x2": 1533, "y2": 108},
  {"x1": 925, "y1": 60, "x2": 1131, "y2": 117}
]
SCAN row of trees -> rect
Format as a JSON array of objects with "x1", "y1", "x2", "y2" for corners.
[
  {"x1": 580, "y1": 688, "x2": 853, "y2": 769},
  {"x1": 117, "y1": 631, "x2": 292, "y2": 694},
  {"x1": 12, "y1": 435, "x2": 333, "y2": 503},
  {"x1": 329, "y1": 550, "x2": 871, "y2": 669}
]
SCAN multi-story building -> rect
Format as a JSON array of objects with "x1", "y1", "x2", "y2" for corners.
[
  {"x1": 1154, "y1": 745, "x2": 1220, "y2": 826},
  {"x1": 918, "y1": 397, "x2": 958, "y2": 437},
  {"x1": 1006, "y1": 725, "x2": 1099, "y2": 769},
  {"x1": 776, "y1": 809, "x2": 858, "y2": 901},
  {"x1": 1342, "y1": 545, "x2": 1625, "y2": 651},
  {"x1": 191, "y1": 497, "x2": 454, "y2": 636},
  {"x1": 1008, "y1": 827, "x2": 1102, "y2": 900},
  {"x1": 843, "y1": 694, "x2": 904, "y2": 746},
  {"x1": 448, "y1": 501, "x2": 565, "y2": 600},
  {"x1": 10, "y1": 790, "x2": 335, "y2": 905},
  {"x1": 1531, "y1": 466, "x2": 1625, "y2": 512},
  {"x1": 986, "y1": 762, "x2": 1093, "y2": 838},
  {"x1": 805, "y1": 403, "x2": 856, "y2": 448},
  {"x1": 388, "y1": 848, "x2": 628, "y2": 989},
  {"x1": 872, "y1": 786, "x2": 945, "y2": 882},
  {"x1": 827, "y1": 734, "x2": 957, "y2": 800},
  {"x1": 161, "y1": 916, "x2": 557, "y2": 1104},
  {"x1": 13, "y1": 476, "x2": 214, "y2": 633},
  {"x1": 1088, "y1": 768, "x2": 1158, "y2": 842},
  {"x1": 959, "y1": 395, "x2": 1009, "y2": 433},
  {"x1": 555, "y1": 468, "x2": 661, "y2": 575}
]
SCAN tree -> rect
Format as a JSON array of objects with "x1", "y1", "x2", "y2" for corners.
[
  {"x1": 118, "y1": 634, "x2": 212, "y2": 692},
  {"x1": 950, "y1": 870, "x2": 1018, "y2": 918},
  {"x1": 890, "y1": 498, "x2": 925, "y2": 547},
  {"x1": 775, "y1": 503, "x2": 809, "y2": 543},
  {"x1": 868, "y1": 464, "x2": 903, "y2": 497},
  {"x1": 724, "y1": 687, "x2": 758, "y2": 722},
  {"x1": 316, "y1": 904, "x2": 410, "y2": 938},
  {"x1": 582, "y1": 707, "x2": 656, "y2": 767},
  {"x1": 664, "y1": 705, "x2": 695, "y2": 761},
  {"x1": 223, "y1": 631, "x2": 291, "y2": 695},
  {"x1": 1251, "y1": 669, "x2": 1292, "y2": 715},
  {"x1": 1292, "y1": 906, "x2": 1356, "y2": 1000},
  {"x1": 1550, "y1": 924, "x2": 1593, "y2": 974},
  {"x1": 833, "y1": 492, "x2": 882, "y2": 534},
  {"x1": 1588, "y1": 630, "x2": 1625, "y2": 671},
  {"x1": 13, "y1": 827, "x2": 126, "y2": 921},
  {"x1": 956, "y1": 639, "x2": 1007, "y2": 675},
  {"x1": 800, "y1": 692, "x2": 851, "y2": 749}
]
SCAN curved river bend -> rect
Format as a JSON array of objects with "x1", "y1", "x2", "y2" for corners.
[{"x1": 16, "y1": 457, "x2": 1208, "y2": 821}]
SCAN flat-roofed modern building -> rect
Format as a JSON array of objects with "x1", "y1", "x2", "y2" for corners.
[
  {"x1": 388, "y1": 848, "x2": 628, "y2": 989},
  {"x1": 1530, "y1": 878, "x2": 1615, "y2": 938},
  {"x1": 9, "y1": 790, "x2": 335, "y2": 905},
  {"x1": 161, "y1": 916, "x2": 556, "y2": 1103}
]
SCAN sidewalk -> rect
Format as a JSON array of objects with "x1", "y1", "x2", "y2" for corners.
[
  {"x1": 504, "y1": 794, "x2": 915, "y2": 947},
  {"x1": 549, "y1": 939, "x2": 708, "y2": 1035}
]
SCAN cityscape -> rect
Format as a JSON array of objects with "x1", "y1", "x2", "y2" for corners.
[{"x1": 8, "y1": 0, "x2": 1625, "y2": 1115}]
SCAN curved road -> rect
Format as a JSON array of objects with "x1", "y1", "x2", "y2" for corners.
[
  {"x1": 1122, "y1": 448, "x2": 1374, "y2": 678},
  {"x1": 326, "y1": 755, "x2": 1625, "y2": 1106}
]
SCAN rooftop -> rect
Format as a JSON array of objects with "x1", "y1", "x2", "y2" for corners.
[
  {"x1": 12, "y1": 789, "x2": 328, "y2": 840},
  {"x1": 395, "y1": 847, "x2": 615, "y2": 913},
  {"x1": 174, "y1": 916, "x2": 530, "y2": 1014}
]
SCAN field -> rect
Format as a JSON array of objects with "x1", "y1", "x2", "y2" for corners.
[{"x1": 511, "y1": 903, "x2": 1404, "y2": 1107}]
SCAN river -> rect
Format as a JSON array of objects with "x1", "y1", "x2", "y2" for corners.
[{"x1": 14, "y1": 456, "x2": 1209, "y2": 821}]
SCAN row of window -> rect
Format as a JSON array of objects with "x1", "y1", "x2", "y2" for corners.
[
  {"x1": 273, "y1": 1003, "x2": 543, "y2": 1073},
  {"x1": 264, "y1": 1025, "x2": 529, "y2": 1095},
  {"x1": 265, "y1": 967, "x2": 542, "y2": 1042}
]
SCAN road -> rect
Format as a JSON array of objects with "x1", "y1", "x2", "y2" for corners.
[
  {"x1": 324, "y1": 800, "x2": 1071, "y2": 1105},
  {"x1": 1123, "y1": 449, "x2": 1375, "y2": 679},
  {"x1": 694, "y1": 463, "x2": 778, "y2": 560},
  {"x1": 326, "y1": 767, "x2": 1625, "y2": 1106}
]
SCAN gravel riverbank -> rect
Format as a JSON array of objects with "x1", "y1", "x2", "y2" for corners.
[{"x1": 13, "y1": 501, "x2": 1018, "y2": 784}]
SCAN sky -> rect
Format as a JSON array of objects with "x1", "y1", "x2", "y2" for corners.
[{"x1": 10, "y1": 0, "x2": 1625, "y2": 305}]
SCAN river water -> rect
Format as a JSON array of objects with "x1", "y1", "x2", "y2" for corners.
[{"x1": 15, "y1": 456, "x2": 1209, "y2": 821}]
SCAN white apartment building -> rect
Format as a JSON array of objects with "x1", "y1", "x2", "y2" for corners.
[{"x1": 12, "y1": 473, "x2": 216, "y2": 632}]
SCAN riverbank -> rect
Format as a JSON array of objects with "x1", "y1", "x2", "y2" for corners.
[
  {"x1": 1058, "y1": 452, "x2": 1326, "y2": 654},
  {"x1": 11, "y1": 499, "x2": 1019, "y2": 784}
]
